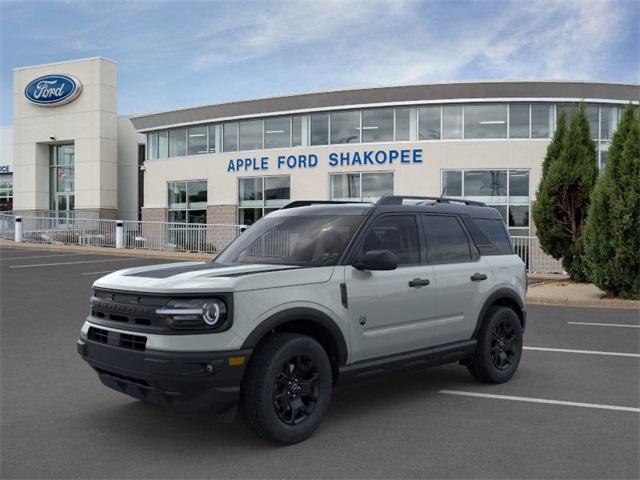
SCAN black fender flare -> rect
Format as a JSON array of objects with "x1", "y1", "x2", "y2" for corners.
[
  {"x1": 472, "y1": 288, "x2": 526, "y2": 338},
  {"x1": 241, "y1": 307, "x2": 349, "y2": 366}
]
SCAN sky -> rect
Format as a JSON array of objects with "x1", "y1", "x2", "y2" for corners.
[{"x1": 1, "y1": 0, "x2": 638, "y2": 126}]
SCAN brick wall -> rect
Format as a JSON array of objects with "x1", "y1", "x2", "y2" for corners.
[
  {"x1": 141, "y1": 207, "x2": 167, "y2": 223},
  {"x1": 207, "y1": 205, "x2": 237, "y2": 225}
]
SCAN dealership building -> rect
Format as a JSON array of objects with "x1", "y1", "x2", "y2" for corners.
[{"x1": 5, "y1": 57, "x2": 638, "y2": 235}]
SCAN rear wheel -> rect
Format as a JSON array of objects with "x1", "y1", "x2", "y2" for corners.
[
  {"x1": 467, "y1": 306, "x2": 522, "y2": 384},
  {"x1": 239, "y1": 333, "x2": 332, "y2": 444}
]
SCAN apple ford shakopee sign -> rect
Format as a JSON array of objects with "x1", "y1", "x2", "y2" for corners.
[{"x1": 24, "y1": 74, "x2": 82, "y2": 106}]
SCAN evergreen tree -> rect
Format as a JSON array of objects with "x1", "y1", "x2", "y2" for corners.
[
  {"x1": 584, "y1": 106, "x2": 640, "y2": 298},
  {"x1": 532, "y1": 104, "x2": 598, "y2": 281}
]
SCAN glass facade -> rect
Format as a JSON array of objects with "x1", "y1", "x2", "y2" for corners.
[
  {"x1": 443, "y1": 169, "x2": 530, "y2": 236},
  {"x1": 49, "y1": 144, "x2": 75, "y2": 218},
  {"x1": 144, "y1": 102, "x2": 624, "y2": 161},
  {"x1": 168, "y1": 180, "x2": 207, "y2": 223},
  {"x1": 0, "y1": 173, "x2": 12, "y2": 211},
  {"x1": 238, "y1": 176, "x2": 290, "y2": 225},
  {"x1": 330, "y1": 172, "x2": 393, "y2": 202}
]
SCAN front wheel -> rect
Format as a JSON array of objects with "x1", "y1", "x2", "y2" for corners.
[
  {"x1": 239, "y1": 333, "x2": 332, "y2": 444},
  {"x1": 467, "y1": 306, "x2": 522, "y2": 384}
]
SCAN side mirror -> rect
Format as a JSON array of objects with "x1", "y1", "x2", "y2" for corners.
[{"x1": 353, "y1": 249, "x2": 398, "y2": 271}]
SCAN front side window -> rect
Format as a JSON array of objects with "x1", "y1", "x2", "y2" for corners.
[
  {"x1": 216, "y1": 214, "x2": 363, "y2": 267},
  {"x1": 239, "y1": 120, "x2": 263, "y2": 150},
  {"x1": 169, "y1": 128, "x2": 187, "y2": 157},
  {"x1": 238, "y1": 176, "x2": 290, "y2": 225},
  {"x1": 187, "y1": 126, "x2": 207, "y2": 155},
  {"x1": 464, "y1": 104, "x2": 507, "y2": 139},
  {"x1": 265, "y1": 117, "x2": 291, "y2": 149},
  {"x1": 330, "y1": 110, "x2": 360, "y2": 144},
  {"x1": 419, "y1": 106, "x2": 441, "y2": 140},
  {"x1": 330, "y1": 172, "x2": 393, "y2": 202},
  {"x1": 362, "y1": 108, "x2": 393, "y2": 143},
  {"x1": 360, "y1": 215, "x2": 420, "y2": 265},
  {"x1": 168, "y1": 180, "x2": 207, "y2": 223},
  {"x1": 422, "y1": 215, "x2": 471, "y2": 264}
]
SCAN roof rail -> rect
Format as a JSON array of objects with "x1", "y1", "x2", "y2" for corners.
[
  {"x1": 376, "y1": 196, "x2": 487, "y2": 207},
  {"x1": 281, "y1": 200, "x2": 367, "y2": 209}
]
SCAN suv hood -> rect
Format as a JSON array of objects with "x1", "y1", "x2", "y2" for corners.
[{"x1": 92, "y1": 261, "x2": 335, "y2": 294}]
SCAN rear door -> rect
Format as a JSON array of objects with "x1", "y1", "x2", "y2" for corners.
[
  {"x1": 345, "y1": 214, "x2": 437, "y2": 363},
  {"x1": 421, "y1": 214, "x2": 493, "y2": 345}
]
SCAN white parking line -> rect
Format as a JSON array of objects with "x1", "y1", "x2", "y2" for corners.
[
  {"x1": 568, "y1": 322, "x2": 640, "y2": 329},
  {"x1": 10, "y1": 258, "x2": 135, "y2": 269},
  {"x1": 81, "y1": 270, "x2": 120, "y2": 276},
  {"x1": 0, "y1": 253, "x2": 87, "y2": 261},
  {"x1": 439, "y1": 390, "x2": 640, "y2": 413},
  {"x1": 524, "y1": 346, "x2": 640, "y2": 358}
]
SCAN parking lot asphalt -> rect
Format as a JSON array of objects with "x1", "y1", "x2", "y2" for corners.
[{"x1": 1, "y1": 245, "x2": 638, "y2": 479}]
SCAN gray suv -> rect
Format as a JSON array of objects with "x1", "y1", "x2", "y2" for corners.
[{"x1": 77, "y1": 196, "x2": 526, "y2": 444}]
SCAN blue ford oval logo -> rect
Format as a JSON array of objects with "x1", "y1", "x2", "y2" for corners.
[{"x1": 24, "y1": 74, "x2": 82, "y2": 106}]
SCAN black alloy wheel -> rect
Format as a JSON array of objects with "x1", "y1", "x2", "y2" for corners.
[
  {"x1": 273, "y1": 354, "x2": 320, "y2": 425},
  {"x1": 489, "y1": 318, "x2": 518, "y2": 371}
]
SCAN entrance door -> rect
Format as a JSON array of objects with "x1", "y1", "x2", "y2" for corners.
[
  {"x1": 50, "y1": 144, "x2": 75, "y2": 223},
  {"x1": 345, "y1": 214, "x2": 437, "y2": 363}
]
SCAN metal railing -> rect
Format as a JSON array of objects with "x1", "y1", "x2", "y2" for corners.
[
  {"x1": 20, "y1": 216, "x2": 118, "y2": 247},
  {"x1": 511, "y1": 236, "x2": 564, "y2": 274},
  {"x1": 122, "y1": 220, "x2": 244, "y2": 254},
  {"x1": 0, "y1": 213, "x2": 15, "y2": 240}
]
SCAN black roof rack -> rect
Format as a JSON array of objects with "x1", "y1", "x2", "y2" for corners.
[
  {"x1": 376, "y1": 196, "x2": 487, "y2": 207},
  {"x1": 281, "y1": 200, "x2": 368, "y2": 209}
]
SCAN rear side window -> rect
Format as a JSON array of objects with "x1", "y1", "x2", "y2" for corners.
[
  {"x1": 422, "y1": 215, "x2": 472, "y2": 264},
  {"x1": 360, "y1": 215, "x2": 420, "y2": 265},
  {"x1": 474, "y1": 218, "x2": 513, "y2": 255}
]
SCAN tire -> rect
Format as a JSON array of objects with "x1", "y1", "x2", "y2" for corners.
[
  {"x1": 467, "y1": 306, "x2": 522, "y2": 384},
  {"x1": 239, "y1": 333, "x2": 333, "y2": 445}
]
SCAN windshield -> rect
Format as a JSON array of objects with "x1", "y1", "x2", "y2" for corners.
[{"x1": 215, "y1": 214, "x2": 364, "y2": 266}]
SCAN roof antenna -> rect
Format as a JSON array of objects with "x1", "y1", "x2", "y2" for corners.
[{"x1": 438, "y1": 186, "x2": 447, "y2": 202}]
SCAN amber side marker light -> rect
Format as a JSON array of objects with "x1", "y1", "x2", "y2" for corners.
[{"x1": 228, "y1": 356, "x2": 246, "y2": 366}]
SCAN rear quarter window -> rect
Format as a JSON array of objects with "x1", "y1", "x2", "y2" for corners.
[{"x1": 474, "y1": 218, "x2": 513, "y2": 255}]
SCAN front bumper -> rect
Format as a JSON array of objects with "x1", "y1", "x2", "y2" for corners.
[{"x1": 77, "y1": 338, "x2": 251, "y2": 414}]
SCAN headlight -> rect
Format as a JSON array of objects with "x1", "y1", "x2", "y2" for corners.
[{"x1": 156, "y1": 298, "x2": 228, "y2": 331}]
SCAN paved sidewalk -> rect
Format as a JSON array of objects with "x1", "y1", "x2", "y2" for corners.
[
  {"x1": 527, "y1": 280, "x2": 640, "y2": 310},
  {"x1": 0, "y1": 238, "x2": 213, "y2": 261}
]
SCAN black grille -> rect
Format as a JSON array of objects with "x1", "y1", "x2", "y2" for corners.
[
  {"x1": 87, "y1": 326, "x2": 147, "y2": 351},
  {"x1": 90, "y1": 290, "x2": 170, "y2": 331}
]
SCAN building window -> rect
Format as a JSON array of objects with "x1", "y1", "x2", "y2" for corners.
[
  {"x1": 395, "y1": 107, "x2": 411, "y2": 141},
  {"x1": 187, "y1": 126, "x2": 208, "y2": 155},
  {"x1": 239, "y1": 120, "x2": 263, "y2": 151},
  {"x1": 442, "y1": 105, "x2": 463, "y2": 139},
  {"x1": 310, "y1": 113, "x2": 329, "y2": 146},
  {"x1": 168, "y1": 128, "x2": 187, "y2": 157},
  {"x1": 330, "y1": 110, "x2": 360, "y2": 144},
  {"x1": 509, "y1": 104, "x2": 529, "y2": 139},
  {"x1": 531, "y1": 104, "x2": 552, "y2": 138},
  {"x1": 223, "y1": 122, "x2": 239, "y2": 152},
  {"x1": 464, "y1": 104, "x2": 507, "y2": 139},
  {"x1": 208, "y1": 124, "x2": 217, "y2": 153},
  {"x1": 147, "y1": 132, "x2": 158, "y2": 160},
  {"x1": 442, "y1": 169, "x2": 530, "y2": 236},
  {"x1": 362, "y1": 108, "x2": 394, "y2": 143},
  {"x1": 49, "y1": 144, "x2": 75, "y2": 218},
  {"x1": 600, "y1": 106, "x2": 619, "y2": 140},
  {"x1": 292, "y1": 116, "x2": 303, "y2": 147},
  {"x1": 419, "y1": 106, "x2": 441, "y2": 140},
  {"x1": 168, "y1": 180, "x2": 207, "y2": 223},
  {"x1": 265, "y1": 117, "x2": 291, "y2": 149},
  {"x1": 0, "y1": 173, "x2": 12, "y2": 211},
  {"x1": 158, "y1": 131, "x2": 169, "y2": 159},
  {"x1": 330, "y1": 172, "x2": 393, "y2": 202},
  {"x1": 238, "y1": 176, "x2": 290, "y2": 225}
]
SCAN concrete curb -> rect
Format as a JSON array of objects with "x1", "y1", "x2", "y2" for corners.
[
  {"x1": 526, "y1": 296, "x2": 640, "y2": 310},
  {"x1": 0, "y1": 238, "x2": 213, "y2": 261}
]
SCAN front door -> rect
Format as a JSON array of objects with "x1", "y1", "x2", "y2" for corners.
[{"x1": 345, "y1": 214, "x2": 437, "y2": 363}]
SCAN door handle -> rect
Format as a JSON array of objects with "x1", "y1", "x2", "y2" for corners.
[
  {"x1": 470, "y1": 273, "x2": 488, "y2": 282},
  {"x1": 409, "y1": 278, "x2": 430, "y2": 288}
]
